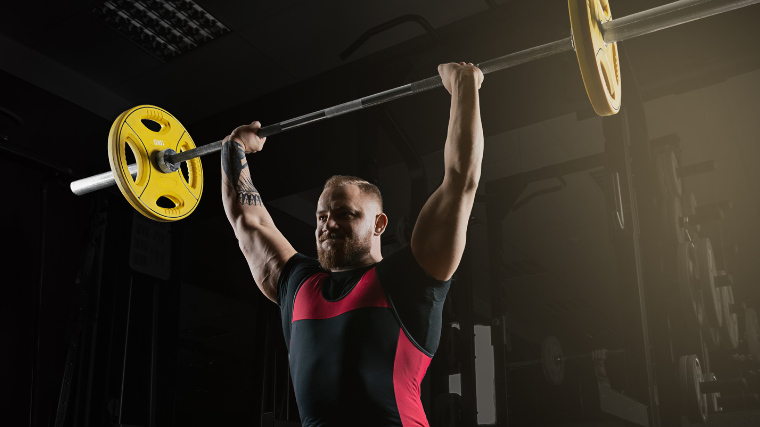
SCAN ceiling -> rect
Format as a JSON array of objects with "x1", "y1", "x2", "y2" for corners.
[{"x1": 0, "y1": 0, "x2": 510, "y2": 123}]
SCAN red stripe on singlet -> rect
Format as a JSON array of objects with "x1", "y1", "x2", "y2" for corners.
[
  {"x1": 292, "y1": 268, "x2": 390, "y2": 322},
  {"x1": 393, "y1": 329, "x2": 432, "y2": 426}
]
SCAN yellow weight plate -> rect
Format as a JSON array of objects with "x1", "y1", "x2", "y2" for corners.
[
  {"x1": 569, "y1": 0, "x2": 621, "y2": 116},
  {"x1": 107, "y1": 105, "x2": 203, "y2": 222}
]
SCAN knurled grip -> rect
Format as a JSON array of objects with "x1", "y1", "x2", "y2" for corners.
[
  {"x1": 258, "y1": 123, "x2": 283, "y2": 138},
  {"x1": 326, "y1": 99, "x2": 364, "y2": 117},
  {"x1": 411, "y1": 76, "x2": 443, "y2": 94}
]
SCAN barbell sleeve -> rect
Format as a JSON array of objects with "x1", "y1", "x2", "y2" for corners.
[
  {"x1": 70, "y1": 0, "x2": 760, "y2": 196},
  {"x1": 601, "y1": 0, "x2": 760, "y2": 44},
  {"x1": 70, "y1": 163, "x2": 138, "y2": 196}
]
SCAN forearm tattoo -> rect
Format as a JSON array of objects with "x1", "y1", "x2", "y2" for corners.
[{"x1": 221, "y1": 140, "x2": 263, "y2": 206}]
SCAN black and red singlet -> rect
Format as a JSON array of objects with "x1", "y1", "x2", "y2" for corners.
[{"x1": 277, "y1": 243, "x2": 451, "y2": 427}]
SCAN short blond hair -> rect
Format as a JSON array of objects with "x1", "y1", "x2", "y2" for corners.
[{"x1": 323, "y1": 175, "x2": 383, "y2": 211}]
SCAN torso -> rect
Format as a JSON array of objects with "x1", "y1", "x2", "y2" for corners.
[{"x1": 278, "y1": 245, "x2": 450, "y2": 427}]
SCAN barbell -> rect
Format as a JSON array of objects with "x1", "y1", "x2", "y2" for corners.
[{"x1": 69, "y1": 0, "x2": 760, "y2": 221}]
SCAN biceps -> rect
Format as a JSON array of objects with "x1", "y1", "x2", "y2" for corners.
[
  {"x1": 239, "y1": 224, "x2": 297, "y2": 302},
  {"x1": 410, "y1": 185, "x2": 474, "y2": 281}
]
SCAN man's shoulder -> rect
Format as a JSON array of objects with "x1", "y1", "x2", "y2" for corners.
[
  {"x1": 377, "y1": 243, "x2": 413, "y2": 268},
  {"x1": 282, "y1": 253, "x2": 323, "y2": 280},
  {"x1": 376, "y1": 244, "x2": 450, "y2": 288},
  {"x1": 277, "y1": 253, "x2": 324, "y2": 308}
]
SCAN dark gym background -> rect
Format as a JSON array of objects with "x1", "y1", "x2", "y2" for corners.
[{"x1": 2, "y1": 1, "x2": 760, "y2": 426}]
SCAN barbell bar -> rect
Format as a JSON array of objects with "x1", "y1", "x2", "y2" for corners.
[{"x1": 70, "y1": 0, "x2": 760, "y2": 210}]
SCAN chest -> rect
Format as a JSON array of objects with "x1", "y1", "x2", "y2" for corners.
[{"x1": 292, "y1": 268, "x2": 391, "y2": 322}]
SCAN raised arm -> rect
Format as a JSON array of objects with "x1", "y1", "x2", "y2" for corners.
[
  {"x1": 222, "y1": 121, "x2": 297, "y2": 303},
  {"x1": 411, "y1": 63, "x2": 484, "y2": 281}
]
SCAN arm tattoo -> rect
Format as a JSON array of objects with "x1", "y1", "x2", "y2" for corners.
[{"x1": 221, "y1": 140, "x2": 263, "y2": 206}]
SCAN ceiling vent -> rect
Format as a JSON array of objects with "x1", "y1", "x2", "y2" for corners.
[{"x1": 91, "y1": 0, "x2": 230, "y2": 61}]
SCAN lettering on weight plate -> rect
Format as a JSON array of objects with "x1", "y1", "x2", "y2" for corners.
[{"x1": 222, "y1": 140, "x2": 263, "y2": 206}]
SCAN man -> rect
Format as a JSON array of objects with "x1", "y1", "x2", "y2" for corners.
[{"x1": 221, "y1": 62, "x2": 484, "y2": 426}]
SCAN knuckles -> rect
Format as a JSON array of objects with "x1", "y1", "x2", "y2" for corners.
[{"x1": 227, "y1": 122, "x2": 265, "y2": 153}]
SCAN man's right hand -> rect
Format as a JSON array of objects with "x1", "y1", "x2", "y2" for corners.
[
  {"x1": 437, "y1": 62, "x2": 484, "y2": 95},
  {"x1": 228, "y1": 121, "x2": 267, "y2": 154}
]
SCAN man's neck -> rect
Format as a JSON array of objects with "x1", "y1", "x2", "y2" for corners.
[{"x1": 330, "y1": 253, "x2": 382, "y2": 272}]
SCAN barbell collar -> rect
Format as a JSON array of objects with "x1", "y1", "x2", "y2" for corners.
[
  {"x1": 70, "y1": 0, "x2": 760, "y2": 196},
  {"x1": 156, "y1": 149, "x2": 180, "y2": 173}
]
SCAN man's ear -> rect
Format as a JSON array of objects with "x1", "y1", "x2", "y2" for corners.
[{"x1": 374, "y1": 213, "x2": 388, "y2": 235}]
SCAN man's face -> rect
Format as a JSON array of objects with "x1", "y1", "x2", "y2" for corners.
[{"x1": 315, "y1": 185, "x2": 378, "y2": 270}]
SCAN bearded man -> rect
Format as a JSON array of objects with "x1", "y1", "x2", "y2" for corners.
[{"x1": 221, "y1": 62, "x2": 484, "y2": 427}]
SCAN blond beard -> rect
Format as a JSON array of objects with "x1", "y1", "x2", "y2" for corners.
[{"x1": 317, "y1": 229, "x2": 373, "y2": 270}]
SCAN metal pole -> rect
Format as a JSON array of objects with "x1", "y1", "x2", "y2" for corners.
[
  {"x1": 70, "y1": 164, "x2": 137, "y2": 196},
  {"x1": 69, "y1": 0, "x2": 760, "y2": 196}
]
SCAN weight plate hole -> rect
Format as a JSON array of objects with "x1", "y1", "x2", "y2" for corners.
[
  {"x1": 611, "y1": 44, "x2": 620, "y2": 85},
  {"x1": 125, "y1": 142, "x2": 138, "y2": 183},
  {"x1": 601, "y1": 0, "x2": 611, "y2": 19},
  {"x1": 141, "y1": 119, "x2": 163, "y2": 132},
  {"x1": 180, "y1": 161, "x2": 190, "y2": 184},
  {"x1": 600, "y1": 59, "x2": 615, "y2": 98},
  {"x1": 156, "y1": 196, "x2": 176, "y2": 209}
]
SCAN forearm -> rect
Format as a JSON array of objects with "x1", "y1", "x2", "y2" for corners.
[
  {"x1": 443, "y1": 74, "x2": 483, "y2": 192},
  {"x1": 220, "y1": 130, "x2": 296, "y2": 303},
  {"x1": 221, "y1": 139, "x2": 272, "y2": 233}
]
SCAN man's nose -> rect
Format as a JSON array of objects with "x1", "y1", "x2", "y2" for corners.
[{"x1": 321, "y1": 216, "x2": 339, "y2": 232}]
